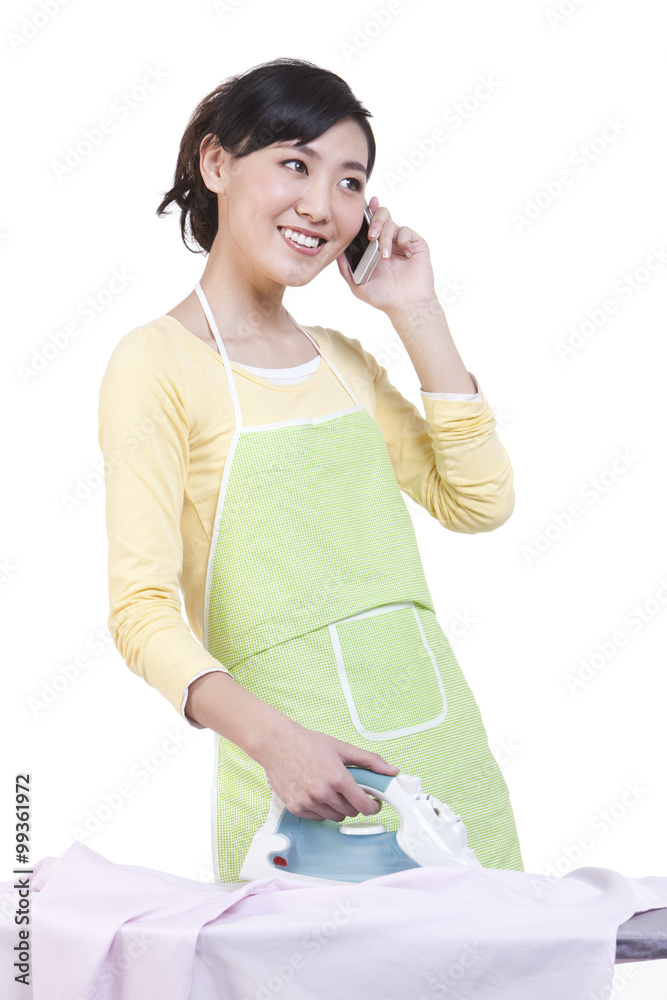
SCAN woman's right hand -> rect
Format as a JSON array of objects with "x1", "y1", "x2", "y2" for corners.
[{"x1": 257, "y1": 718, "x2": 401, "y2": 821}]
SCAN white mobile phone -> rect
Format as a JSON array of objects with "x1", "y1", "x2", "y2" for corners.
[{"x1": 344, "y1": 202, "x2": 381, "y2": 284}]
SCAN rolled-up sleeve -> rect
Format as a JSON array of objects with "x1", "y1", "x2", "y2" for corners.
[{"x1": 98, "y1": 326, "x2": 231, "y2": 725}]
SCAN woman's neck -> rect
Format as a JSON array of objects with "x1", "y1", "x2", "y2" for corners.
[
  {"x1": 198, "y1": 242, "x2": 291, "y2": 340},
  {"x1": 165, "y1": 268, "x2": 318, "y2": 366}
]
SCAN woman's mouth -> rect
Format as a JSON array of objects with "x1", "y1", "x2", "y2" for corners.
[{"x1": 277, "y1": 226, "x2": 327, "y2": 256}]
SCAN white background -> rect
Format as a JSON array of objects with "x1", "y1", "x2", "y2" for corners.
[{"x1": 2, "y1": 0, "x2": 666, "y2": 993}]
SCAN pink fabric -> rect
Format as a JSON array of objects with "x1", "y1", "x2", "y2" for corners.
[{"x1": 9, "y1": 842, "x2": 667, "y2": 999}]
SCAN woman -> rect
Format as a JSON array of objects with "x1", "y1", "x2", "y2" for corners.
[{"x1": 98, "y1": 57, "x2": 523, "y2": 882}]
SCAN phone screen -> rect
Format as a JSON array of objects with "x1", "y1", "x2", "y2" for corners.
[{"x1": 344, "y1": 211, "x2": 371, "y2": 272}]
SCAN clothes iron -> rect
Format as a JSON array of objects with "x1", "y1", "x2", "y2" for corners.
[{"x1": 239, "y1": 766, "x2": 482, "y2": 885}]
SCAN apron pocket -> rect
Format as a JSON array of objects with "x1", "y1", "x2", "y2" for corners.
[{"x1": 328, "y1": 602, "x2": 447, "y2": 741}]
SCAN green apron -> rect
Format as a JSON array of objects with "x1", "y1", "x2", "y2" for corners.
[{"x1": 194, "y1": 283, "x2": 523, "y2": 882}]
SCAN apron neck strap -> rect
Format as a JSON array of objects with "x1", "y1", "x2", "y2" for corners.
[
  {"x1": 194, "y1": 281, "x2": 243, "y2": 426},
  {"x1": 194, "y1": 281, "x2": 363, "y2": 418}
]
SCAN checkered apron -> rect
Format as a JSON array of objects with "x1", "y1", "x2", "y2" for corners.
[{"x1": 194, "y1": 283, "x2": 523, "y2": 882}]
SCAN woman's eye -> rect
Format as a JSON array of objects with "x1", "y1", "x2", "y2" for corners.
[
  {"x1": 280, "y1": 160, "x2": 363, "y2": 192},
  {"x1": 282, "y1": 159, "x2": 307, "y2": 173}
]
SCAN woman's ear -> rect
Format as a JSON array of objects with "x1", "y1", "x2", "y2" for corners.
[{"x1": 199, "y1": 134, "x2": 227, "y2": 195}]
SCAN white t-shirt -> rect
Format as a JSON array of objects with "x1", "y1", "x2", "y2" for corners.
[{"x1": 236, "y1": 357, "x2": 481, "y2": 399}]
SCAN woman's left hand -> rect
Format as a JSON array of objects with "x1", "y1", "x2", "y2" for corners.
[{"x1": 336, "y1": 195, "x2": 437, "y2": 314}]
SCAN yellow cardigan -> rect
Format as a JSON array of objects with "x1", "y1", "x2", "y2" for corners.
[{"x1": 98, "y1": 315, "x2": 514, "y2": 723}]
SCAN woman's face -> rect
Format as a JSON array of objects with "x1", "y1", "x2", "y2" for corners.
[{"x1": 207, "y1": 116, "x2": 369, "y2": 287}]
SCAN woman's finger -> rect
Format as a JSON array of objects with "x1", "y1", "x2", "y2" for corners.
[
  {"x1": 396, "y1": 224, "x2": 415, "y2": 257},
  {"x1": 373, "y1": 220, "x2": 398, "y2": 260}
]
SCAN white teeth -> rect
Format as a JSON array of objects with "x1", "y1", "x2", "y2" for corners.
[{"x1": 280, "y1": 227, "x2": 322, "y2": 249}]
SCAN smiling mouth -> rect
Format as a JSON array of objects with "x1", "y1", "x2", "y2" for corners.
[{"x1": 278, "y1": 226, "x2": 327, "y2": 252}]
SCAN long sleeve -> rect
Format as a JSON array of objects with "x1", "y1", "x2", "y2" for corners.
[
  {"x1": 97, "y1": 316, "x2": 512, "y2": 727},
  {"x1": 98, "y1": 326, "x2": 231, "y2": 725},
  {"x1": 339, "y1": 336, "x2": 514, "y2": 533}
]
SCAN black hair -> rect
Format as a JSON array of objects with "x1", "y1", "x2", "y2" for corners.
[{"x1": 156, "y1": 57, "x2": 376, "y2": 255}]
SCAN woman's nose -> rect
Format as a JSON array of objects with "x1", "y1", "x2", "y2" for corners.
[{"x1": 295, "y1": 187, "x2": 331, "y2": 226}]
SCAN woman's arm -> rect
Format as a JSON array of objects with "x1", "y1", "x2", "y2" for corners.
[
  {"x1": 321, "y1": 325, "x2": 514, "y2": 533},
  {"x1": 186, "y1": 670, "x2": 400, "y2": 821},
  {"x1": 384, "y1": 296, "x2": 476, "y2": 395},
  {"x1": 98, "y1": 324, "x2": 234, "y2": 722},
  {"x1": 384, "y1": 297, "x2": 514, "y2": 532},
  {"x1": 334, "y1": 198, "x2": 514, "y2": 533},
  {"x1": 100, "y1": 325, "x2": 399, "y2": 813}
]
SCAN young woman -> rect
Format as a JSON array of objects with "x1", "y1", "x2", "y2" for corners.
[{"x1": 98, "y1": 57, "x2": 523, "y2": 882}]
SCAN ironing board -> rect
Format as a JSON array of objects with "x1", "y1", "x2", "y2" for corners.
[
  {"x1": 207, "y1": 882, "x2": 667, "y2": 962},
  {"x1": 190, "y1": 900, "x2": 667, "y2": 998},
  {"x1": 1, "y1": 884, "x2": 665, "y2": 1000},
  {"x1": 189, "y1": 879, "x2": 667, "y2": 962},
  {"x1": 208, "y1": 883, "x2": 667, "y2": 963},
  {"x1": 1, "y1": 874, "x2": 666, "y2": 999},
  {"x1": 616, "y1": 905, "x2": 667, "y2": 962}
]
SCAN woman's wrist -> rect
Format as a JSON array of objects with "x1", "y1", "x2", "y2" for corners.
[
  {"x1": 383, "y1": 294, "x2": 443, "y2": 328},
  {"x1": 186, "y1": 669, "x2": 301, "y2": 764},
  {"x1": 383, "y1": 298, "x2": 478, "y2": 395}
]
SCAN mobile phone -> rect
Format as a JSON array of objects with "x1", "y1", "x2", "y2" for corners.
[{"x1": 344, "y1": 202, "x2": 381, "y2": 284}]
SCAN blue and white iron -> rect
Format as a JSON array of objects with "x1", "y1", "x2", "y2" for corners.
[{"x1": 240, "y1": 766, "x2": 482, "y2": 885}]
